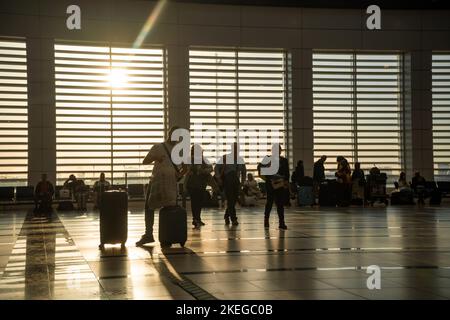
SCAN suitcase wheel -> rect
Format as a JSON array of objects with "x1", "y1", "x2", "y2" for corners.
[
  {"x1": 99, "y1": 243, "x2": 104, "y2": 250},
  {"x1": 180, "y1": 242, "x2": 185, "y2": 247},
  {"x1": 121, "y1": 243, "x2": 126, "y2": 249},
  {"x1": 161, "y1": 242, "x2": 171, "y2": 248}
]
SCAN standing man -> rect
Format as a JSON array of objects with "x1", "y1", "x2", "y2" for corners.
[
  {"x1": 136, "y1": 126, "x2": 185, "y2": 246},
  {"x1": 258, "y1": 144, "x2": 289, "y2": 230},
  {"x1": 313, "y1": 155, "x2": 327, "y2": 204},
  {"x1": 214, "y1": 142, "x2": 247, "y2": 226}
]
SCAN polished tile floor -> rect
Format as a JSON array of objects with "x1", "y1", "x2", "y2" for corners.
[{"x1": 1, "y1": 202, "x2": 450, "y2": 300}]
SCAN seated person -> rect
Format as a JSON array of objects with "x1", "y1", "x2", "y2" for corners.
[
  {"x1": 351, "y1": 162, "x2": 365, "y2": 201},
  {"x1": 336, "y1": 156, "x2": 352, "y2": 204},
  {"x1": 34, "y1": 173, "x2": 54, "y2": 213},
  {"x1": 63, "y1": 174, "x2": 78, "y2": 198},
  {"x1": 411, "y1": 171, "x2": 427, "y2": 205},
  {"x1": 64, "y1": 174, "x2": 87, "y2": 211},
  {"x1": 291, "y1": 160, "x2": 305, "y2": 194},
  {"x1": 398, "y1": 171, "x2": 410, "y2": 190},
  {"x1": 74, "y1": 179, "x2": 88, "y2": 212},
  {"x1": 93, "y1": 172, "x2": 111, "y2": 209},
  {"x1": 391, "y1": 172, "x2": 414, "y2": 205},
  {"x1": 243, "y1": 173, "x2": 262, "y2": 199}
]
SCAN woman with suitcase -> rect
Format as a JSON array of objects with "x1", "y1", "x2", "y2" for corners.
[{"x1": 136, "y1": 126, "x2": 186, "y2": 247}]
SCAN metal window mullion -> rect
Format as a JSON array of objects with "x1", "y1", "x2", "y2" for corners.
[{"x1": 352, "y1": 53, "x2": 358, "y2": 164}]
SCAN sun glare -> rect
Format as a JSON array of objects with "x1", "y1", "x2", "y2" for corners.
[{"x1": 109, "y1": 69, "x2": 128, "y2": 88}]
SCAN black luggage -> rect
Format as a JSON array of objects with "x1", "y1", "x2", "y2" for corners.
[
  {"x1": 57, "y1": 200, "x2": 74, "y2": 211},
  {"x1": 298, "y1": 186, "x2": 314, "y2": 206},
  {"x1": 159, "y1": 205, "x2": 187, "y2": 247},
  {"x1": 336, "y1": 183, "x2": 351, "y2": 207},
  {"x1": 298, "y1": 176, "x2": 313, "y2": 187},
  {"x1": 319, "y1": 180, "x2": 338, "y2": 206},
  {"x1": 429, "y1": 190, "x2": 442, "y2": 206},
  {"x1": 99, "y1": 190, "x2": 128, "y2": 249},
  {"x1": 202, "y1": 190, "x2": 219, "y2": 208}
]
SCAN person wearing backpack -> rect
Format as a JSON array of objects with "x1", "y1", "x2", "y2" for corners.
[
  {"x1": 185, "y1": 144, "x2": 214, "y2": 228},
  {"x1": 214, "y1": 142, "x2": 247, "y2": 226},
  {"x1": 258, "y1": 144, "x2": 289, "y2": 230}
]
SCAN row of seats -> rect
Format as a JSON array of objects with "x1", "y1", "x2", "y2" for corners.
[
  {"x1": 0, "y1": 186, "x2": 35, "y2": 202},
  {"x1": 2, "y1": 181, "x2": 450, "y2": 204},
  {"x1": 417, "y1": 181, "x2": 450, "y2": 197},
  {"x1": 0, "y1": 184, "x2": 149, "y2": 204}
]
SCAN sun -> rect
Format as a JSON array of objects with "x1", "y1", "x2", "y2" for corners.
[{"x1": 109, "y1": 69, "x2": 128, "y2": 88}]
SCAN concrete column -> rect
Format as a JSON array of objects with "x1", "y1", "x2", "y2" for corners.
[
  {"x1": 291, "y1": 48, "x2": 314, "y2": 175},
  {"x1": 27, "y1": 37, "x2": 56, "y2": 186},
  {"x1": 405, "y1": 50, "x2": 433, "y2": 180},
  {"x1": 166, "y1": 45, "x2": 190, "y2": 131}
]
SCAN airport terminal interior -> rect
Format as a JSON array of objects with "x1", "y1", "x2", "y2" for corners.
[{"x1": 1, "y1": 0, "x2": 450, "y2": 300}]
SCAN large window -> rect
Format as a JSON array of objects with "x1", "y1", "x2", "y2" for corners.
[
  {"x1": 189, "y1": 48, "x2": 288, "y2": 175},
  {"x1": 432, "y1": 53, "x2": 450, "y2": 181},
  {"x1": 55, "y1": 43, "x2": 166, "y2": 185},
  {"x1": 0, "y1": 39, "x2": 28, "y2": 186},
  {"x1": 313, "y1": 52, "x2": 403, "y2": 180}
]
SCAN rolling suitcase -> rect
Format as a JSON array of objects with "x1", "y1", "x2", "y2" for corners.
[
  {"x1": 57, "y1": 200, "x2": 74, "y2": 211},
  {"x1": 429, "y1": 190, "x2": 442, "y2": 206},
  {"x1": 319, "y1": 180, "x2": 338, "y2": 207},
  {"x1": 99, "y1": 190, "x2": 128, "y2": 249},
  {"x1": 337, "y1": 183, "x2": 351, "y2": 207},
  {"x1": 159, "y1": 205, "x2": 187, "y2": 248},
  {"x1": 297, "y1": 186, "x2": 314, "y2": 206}
]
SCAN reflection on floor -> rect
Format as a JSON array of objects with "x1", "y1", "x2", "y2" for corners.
[{"x1": 2, "y1": 203, "x2": 450, "y2": 300}]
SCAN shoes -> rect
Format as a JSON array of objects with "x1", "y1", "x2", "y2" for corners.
[
  {"x1": 279, "y1": 224, "x2": 288, "y2": 230},
  {"x1": 264, "y1": 219, "x2": 269, "y2": 228},
  {"x1": 224, "y1": 214, "x2": 230, "y2": 225},
  {"x1": 135, "y1": 234, "x2": 155, "y2": 246},
  {"x1": 192, "y1": 220, "x2": 206, "y2": 227},
  {"x1": 232, "y1": 219, "x2": 239, "y2": 226}
]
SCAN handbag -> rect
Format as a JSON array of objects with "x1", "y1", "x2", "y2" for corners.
[
  {"x1": 162, "y1": 142, "x2": 183, "y2": 182},
  {"x1": 271, "y1": 178, "x2": 288, "y2": 190}
]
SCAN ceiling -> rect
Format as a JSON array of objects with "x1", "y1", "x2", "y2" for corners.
[{"x1": 171, "y1": 0, "x2": 450, "y2": 10}]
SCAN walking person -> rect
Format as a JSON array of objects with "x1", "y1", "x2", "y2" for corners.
[
  {"x1": 313, "y1": 155, "x2": 327, "y2": 205},
  {"x1": 291, "y1": 160, "x2": 305, "y2": 198},
  {"x1": 185, "y1": 144, "x2": 214, "y2": 228},
  {"x1": 258, "y1": 144, "x2": 289, "y2": 230},
  {"x1": 136, "y1": 126, "x2": 186, "y2": 246},
  {"x1": 214, "y1": 142, "x2": 247, "y2": 226}
]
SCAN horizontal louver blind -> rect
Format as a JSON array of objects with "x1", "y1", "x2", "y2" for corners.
[
  {"x1": 313, "y1": 52, "x2": 402, "y2": 180},
  {"x1": 55, "y1": 43, "x2": 165, "y2": 185},
  {"x1": 189, "y1": 49, "x2": 287, "y2": 174},
  {"x1": 432, "y1": 53, "x2": 450, "y2": 181},
  {"x1": 0, "y1": 40, "x2": 28, "y2": 186}
]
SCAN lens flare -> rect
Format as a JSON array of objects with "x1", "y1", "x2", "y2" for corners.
[{"x1": 133, "y1": 0, "x2": 168, "y2": 48}]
